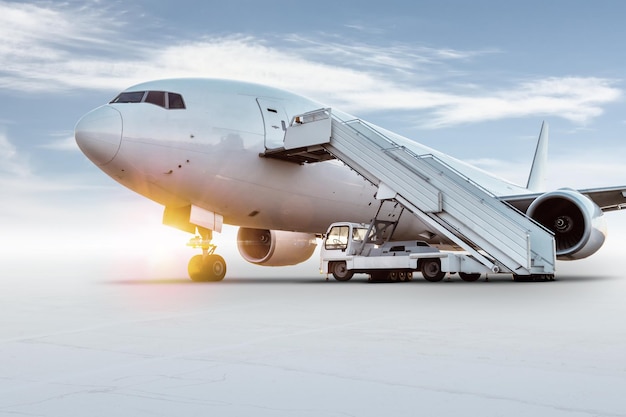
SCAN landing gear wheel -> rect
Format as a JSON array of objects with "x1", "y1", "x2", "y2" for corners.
[
  {"x1": 188, "y1": 255, "x2": 205, "y2": 282},
  {"x1": 421, "y1": 259, "x2": 446, "y2": 282},
  {"x1": 188, "y1": 254, "x2": 227, "y2": 282},
  {"x1": 331, "y1": 262, "x2": 354, "y2": 282},
  {"x1": 205, "y1": 254, "x2": 227, "y2": 281},
  {"x1": 459, "y1": 272, "x2": 481, "y2": 282}
]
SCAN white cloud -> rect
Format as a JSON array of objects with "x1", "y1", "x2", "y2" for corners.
[
  {"x1": 280, "y1": 35, "x2": 494, "y2": 74},
  {"x1": 0, "y1": 130, "x2": 112, "y2": 222},
  {"x1": 0, "y1": 1, "x2": 118, "y2": 44},
  {"x1": 0, "y1": 132, "x2": 30, "y2": 177},
  {"x1": 426, "y1": 77, "x2": 622, "y2": 127},
  {"x1": 39, "y1": 135, "x2": 79, "y2": 151},
  {"x1": 0, "y1": 1, "x2": 621, "y2": 129},
  {"x1": 468, "y1": 145, "x2": 626, "y2": 190}
]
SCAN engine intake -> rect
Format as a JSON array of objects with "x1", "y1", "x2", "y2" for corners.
[
  {"x1": 527, "y1": 189, "x2": 607, "y2": 260},
  {"x1": 237, "y1": 228, "x2": 317, "y2": 266}
]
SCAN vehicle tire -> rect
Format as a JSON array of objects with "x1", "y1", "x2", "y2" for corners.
[
  {"x1": 331, "y1": 262, "x2": 354, "y2": 281},
  {"x1": 459, "y1": 272, "x2": 481, "y2": 282},
  {"x1": 369, "y1": 271, "x2": 389, "y2": 281},
  {"x1": 421, "y1": 259, "x2": 445, "y2": 282},
  {"x1": 513, "y1": 274, "x2": 553, "y2": 282}
]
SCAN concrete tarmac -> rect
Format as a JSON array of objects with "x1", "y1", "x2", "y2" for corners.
[{"x1": 1, "y1": 257, "x2": 625, "y2": 416}]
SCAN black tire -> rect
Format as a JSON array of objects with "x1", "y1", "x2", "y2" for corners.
[
  {"x1": 513, "y1": 274, "x2": 553, "y2": 282},
  {"x1": 187, "y1": 254, "x2": 227, "y2": 282},
  {"x1": 459, "y1": 272, "x2": 481, "y2": 282},
  {"x1": 331, "y1": 262, "x2": 354, "y2": 281},
  {"x1": 369, "y1": 271, "x2": 389, "y2": 281},
  {"x1": 421, "y1": 259, "x2": 445, "y2": 282}
]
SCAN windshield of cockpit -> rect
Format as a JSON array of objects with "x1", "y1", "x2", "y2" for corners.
[{"x1": 109, "y1": 91, "x2": 186, "y2": 109}]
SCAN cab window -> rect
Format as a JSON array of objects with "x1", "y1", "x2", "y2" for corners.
[
  {"x1": 325, "y1": 226, "x2": 349, "y2": 250},
  {"x1": 352, "y1": 227, "x2": 371, "y2": 243}
]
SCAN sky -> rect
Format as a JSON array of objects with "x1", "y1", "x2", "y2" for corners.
[{"x1": 1, "y1": 0, "x2": 625, "y2": 279}]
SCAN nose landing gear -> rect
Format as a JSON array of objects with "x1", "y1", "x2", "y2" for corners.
[{"x1": 186, "y1": 231, "x2": 227, "y2": 282}]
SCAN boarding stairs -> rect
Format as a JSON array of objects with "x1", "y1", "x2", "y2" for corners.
[{"x1": 262, "y1": 108, "x2": 556, "y2": 276}]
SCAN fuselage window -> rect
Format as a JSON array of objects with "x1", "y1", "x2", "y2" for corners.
[
  {"x1": 110, "y1": 91, "x2": 146, "y2": 103},
  {"x1": 145, "y1": 91, "x2": 166, "y2": 108},
  {"x1": 168, "y1": 92, "x2": 185, "y2": 109}
]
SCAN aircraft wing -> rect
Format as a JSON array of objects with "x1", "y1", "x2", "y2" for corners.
[{"x1": 502, "y1": 186, "x2": 626, "y2": 213}]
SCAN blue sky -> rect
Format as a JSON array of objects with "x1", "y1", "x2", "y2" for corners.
[{"x1": 1, "y1": 0, "x2": 625, "y2": 278}]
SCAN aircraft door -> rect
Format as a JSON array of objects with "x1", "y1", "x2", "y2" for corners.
[{"x1": 257, "y1": 98, "x2": 289, "y2": 149}]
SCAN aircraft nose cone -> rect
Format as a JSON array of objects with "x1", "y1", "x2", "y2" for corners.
[{"x1": 75, "y1": 106, "x2": 122, "y2": 166}]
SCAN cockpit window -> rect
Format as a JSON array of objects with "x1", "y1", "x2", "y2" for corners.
[
  {"x1": 168, "y1": 92, "x2": 185, "y2": 109},
  {"x1": 109, "y1": 90, "x2": 186, "y2": 109},
  {"x1": 111, "y1": 91, "x2": 146, "y2": 103},
  {"x1": 145, "y1": 91, "x2": 165, "y2": 107}
]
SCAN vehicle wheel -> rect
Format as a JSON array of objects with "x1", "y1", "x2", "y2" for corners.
[
  {"x1": 331, "y1": 262, "x2": 353, "y2": 281},
  {"x1": 398, "y1": 271, "x2": 407, "y2": 282},
  {"x1": 389, "y1": 271, "x2": 398, "y2": 282},
  {"x1": 459, "y1": 272, "x2": 481, "y2": 282},
  {"x1": 421, "y1": 259, "x2": 445, "y2": 282}
]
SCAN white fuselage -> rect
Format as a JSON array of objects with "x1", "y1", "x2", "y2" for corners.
[{"x1": 76, "y1": 78, "x2": 530, "y2": 239}]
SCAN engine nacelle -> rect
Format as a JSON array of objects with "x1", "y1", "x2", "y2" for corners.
[
  {"x1": 237, "y1": 228, "x2": 317, "y2": 266},
  {"x1": 527, "y1": 189, "x2": 607, "y2": 260}
]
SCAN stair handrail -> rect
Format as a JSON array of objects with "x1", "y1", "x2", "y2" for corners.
[{"x1": 333, "y1": 113, "x2": 553, "y2": 236}]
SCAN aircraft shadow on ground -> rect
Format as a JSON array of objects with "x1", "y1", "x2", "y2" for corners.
[{"x1": 104, "y1": 274, "x2": 616, "y2": 286}]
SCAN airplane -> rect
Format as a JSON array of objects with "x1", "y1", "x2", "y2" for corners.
[{"x1": 74, "y1": 78, "x2": 626, "y2": 282}]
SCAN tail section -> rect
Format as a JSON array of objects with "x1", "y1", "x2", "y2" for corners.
[{"x1": 526, "y1": 121, "x2": 549, "y2": 192}]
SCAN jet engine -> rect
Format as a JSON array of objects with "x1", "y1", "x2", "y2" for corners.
[
  {"x1": 527, "y1": 189, "x2": 607, "y2": 260},
  {"x1": 237, "y1": 228, "x2": 317, "y2": 266}
]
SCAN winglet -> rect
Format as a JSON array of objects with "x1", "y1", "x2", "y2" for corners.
[{"x1": 526, "y1": 121, "x2": 549, "y2": 192}]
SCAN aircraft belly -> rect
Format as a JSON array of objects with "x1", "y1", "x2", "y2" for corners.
[{"x1": 109, "y1": 134, "x2": 441, "y2": 241}]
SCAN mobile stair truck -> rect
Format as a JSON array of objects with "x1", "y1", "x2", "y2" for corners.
[
  {"x1": 319, "y1": 203, "x2": 491, "y2": 282},
  {"x1": 264, "y1": 108, "x2": 556, "y2": 282}
]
